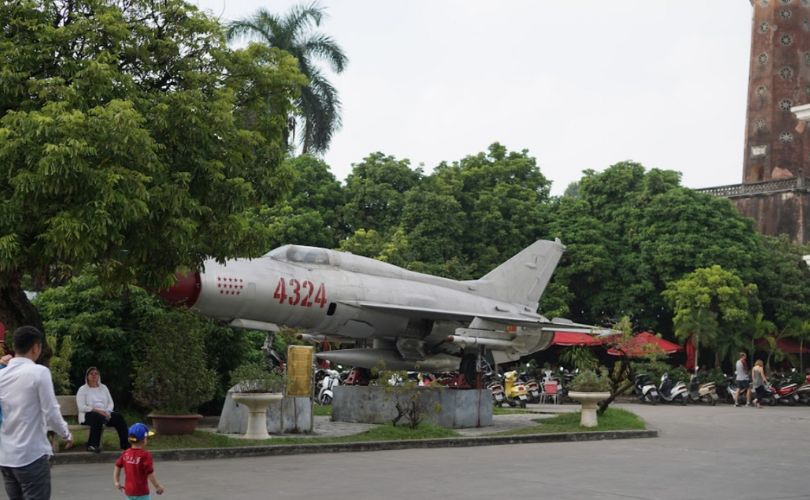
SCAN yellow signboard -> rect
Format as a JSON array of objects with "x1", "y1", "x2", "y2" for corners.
[{"x1": 286, "y1": 345, "x2": 314, "y2": 397}]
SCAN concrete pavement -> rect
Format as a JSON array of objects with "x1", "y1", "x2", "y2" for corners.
[{"x1": 46, "y1": 403, "x2": 810, "y2": 500}]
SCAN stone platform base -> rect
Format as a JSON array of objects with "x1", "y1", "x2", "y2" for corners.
[
  {"x1": 332, "y1": 386, "x2": 492, "y2": 428},
  {"x1": 217, "y1": 390, "x2": 313, "y2": 435}
]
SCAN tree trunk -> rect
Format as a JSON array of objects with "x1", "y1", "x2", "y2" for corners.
[{"x1": 0, "y1": 275, "x2": 51, "y2": 363}]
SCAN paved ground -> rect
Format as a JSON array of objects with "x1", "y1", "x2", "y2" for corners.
[{"x1": 45, "y1": 403, "x2": 810, "y2": 500}]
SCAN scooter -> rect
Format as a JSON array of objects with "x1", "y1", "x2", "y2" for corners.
[
  {"x1": 687, "y1": 373, "x2": 718, "y2": 405},
  {"x1": 723, "y1": 376, "x2": 750, "y2": 405},
  {"x1": 486, "y1": 372, "x2": 506, "y2": 407},
  {"x1": 519, "y1": 372, "x2": 541, "y2": 403},
  {"x1": 317, "y1": 369, "x2": 341, "y2": 405},
  {"x1": 658, "y1": 373, "x2": 688, "y2": 405},
  {"x1": 503, "y1": 370, "x2": 529, "y2": 408},
  {"x1": 634, "y1": 373, "x2": 659, "y2": 404},
  {"x1": 725, "y1": 377, "x2": 777, "y2": 406}
]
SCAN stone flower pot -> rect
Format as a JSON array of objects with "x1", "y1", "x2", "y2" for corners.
[
  {"x1": 232, "y1": 392, "x2": 284, "y2": 439},
  {"x1": 567, "y1": 391, "x2": 611, "y2": 428}
]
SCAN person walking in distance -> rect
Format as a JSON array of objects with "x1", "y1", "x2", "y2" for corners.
[
  {"x1": 0, "y1": 326, "x2": 73, "y2": 500},
  {"x1": 114, "y1": 423, "x2": 164, "y2": 499},
  {"x1": 751, "y1": 360, "x2": 769, "y2": 408},
  {"x1": 734, "y1": 351, "x2": 752, "y2": 407}
]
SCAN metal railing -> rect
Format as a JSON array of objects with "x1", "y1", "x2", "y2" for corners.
[{"x1": 696, "y1": 176, "x2": 805, "y2": 197}]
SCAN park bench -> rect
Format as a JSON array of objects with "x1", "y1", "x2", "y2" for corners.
[{"x1": 50, "y1": 396, "x2": 84, "y2": 453}]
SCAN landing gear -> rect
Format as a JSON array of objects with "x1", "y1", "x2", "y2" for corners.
[{"x1": 460, "y1": 354, "x2": 478, "y2": 388}]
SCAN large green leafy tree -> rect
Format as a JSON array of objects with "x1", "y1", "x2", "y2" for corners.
[
  {"x1": 753, "y1": 235, "x2": 810, "y2": 329},
  {"x1": 548, "y1": 163, "x2": 679, "y2": 326},
  {"x1": 261, "y1": 155, "x2": 346, "y2": 249},
  {"x1": 227, "y1": 2, "x2": 347, "y2": 154},
  {"x1": 0, "y1": 0, "x2": 303, "y2": 333},
  {"x1": 428, "y1": 143, "x2": 552, "y2": 278},
  {"x1": 341, "y1": 152, "x2": 423, "y2": 237},
  {"x1": 548, "y1": 162, "x2": 763, "y2": 331},
  {"x1": 662, "y1": 265, "x2": 758, "y2": 368}
]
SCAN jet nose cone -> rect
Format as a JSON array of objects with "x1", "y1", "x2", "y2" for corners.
[{"x1": 159, "y1": 272, "x2": 201, "y2": 307}]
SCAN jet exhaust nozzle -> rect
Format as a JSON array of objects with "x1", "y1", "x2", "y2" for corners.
[{"x1": 159, "y1": 271, "x2": 201, "y2": 307}]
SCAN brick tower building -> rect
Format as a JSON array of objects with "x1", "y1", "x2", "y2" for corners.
[
  {"x1": 743, "y1": 0, "x2": 810, "y2": 182},
  {"x1": 701, "y1": 0, "x2": 810, "y2": 243}
]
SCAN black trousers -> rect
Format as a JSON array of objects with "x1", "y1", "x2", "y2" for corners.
[
  {"x1": 83, "y1": 411, "x2": 130, "y2": 449},
  {"x1": 0, "y1": 454, "x2": 50, "y2": 500}
]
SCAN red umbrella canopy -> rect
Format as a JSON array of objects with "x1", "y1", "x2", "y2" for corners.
[
  {"x1": 607, "y1": 332, "x2": 682, "y2": 357},
  {"x1": 550, "y1": 331, "x2": 607, "y2": 347}
]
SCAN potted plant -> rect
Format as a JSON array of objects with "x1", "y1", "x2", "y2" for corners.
[
  {"x1": 229, "y1": 362, "x2": 285, "y2": 439},
  {"x1": 568, "y1": 369, "x2": 611, "y2": 428},
  {"x1": 133, "y1": 312, "x2": 216, "y2": 434}
]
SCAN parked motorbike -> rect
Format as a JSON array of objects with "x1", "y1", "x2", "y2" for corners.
[
  {"x1": 503, "y1": 370, "x2": 529, "y2": 408},
  {"x1": 724, "y1": 376, "x2": 778, "y2": 406},
  {"x1": 518, "y1": 372, "x2": 541, "y2": 403},
  {"x1": 723, "y1": 376, "x2": 750, "y2": 405},
  {"x1": 658, "y1": 373, "x2": 688, "y2": 405},
  {"x1": 634, "y1": 373, "x2": 659, "y2": 404},
  {"x1": 317, "y1": 369, "x2": 341, "y2": 405},
  {"x1": 486, "y1": 372, "x2": 506, "y2": 407},
  {"x1": 796, "y1": 374, "x2": 810, "y2": 405},
  {"x1": 687, "y1": 373, "x2": 718, "y2": 405},
  {"x1": 768, "y1": 379, "x2": 799, "y2": 405}
]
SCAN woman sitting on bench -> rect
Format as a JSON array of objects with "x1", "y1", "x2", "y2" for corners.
[{"x1": 76, "y1": 366, "x2": 130, "y2": 453}]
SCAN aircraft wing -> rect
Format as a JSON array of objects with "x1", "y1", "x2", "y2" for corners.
[{"x1": 340, "y1": 300, "x2": 610, "y2": 334}]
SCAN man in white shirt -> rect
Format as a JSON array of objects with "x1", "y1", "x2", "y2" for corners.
[{"x1": 0, "y1": 326, "x2": 73, "y2": 500}]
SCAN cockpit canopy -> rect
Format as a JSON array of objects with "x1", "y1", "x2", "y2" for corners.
[{"x1": 265, "y1": 245, "x2": 331, "y2": 265}]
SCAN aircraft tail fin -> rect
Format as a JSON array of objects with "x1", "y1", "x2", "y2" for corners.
[{"x1": 469, "y1": 239, "x2": 565, "y2": 309}]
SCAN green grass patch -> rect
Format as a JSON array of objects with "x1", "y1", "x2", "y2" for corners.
[
  {"x1": 64, "y1": 422, "x2": 458, "y2": 452},
  {"x1": 492, "y1": 408, "x2": 645, "y2": 436},
  {"x1": 312, "y1": 404, "x2": 333, "y2": 417},
  {"x1": 492, "y1": 407, "x2": 533, "y2": 415}
]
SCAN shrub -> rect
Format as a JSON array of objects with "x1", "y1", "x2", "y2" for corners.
[
  {"x1": 569, "y1": 369, "x2": 610, "y2": 392},
  {"x1": 132, "y1": 311, "x2": 216, "y2": 414},
  {"x1": 47, "y1": 334, "x2": 73, "y2": 395},
  {"x1": 229, "y1": 362, "x2": 285, "y2": 393}
]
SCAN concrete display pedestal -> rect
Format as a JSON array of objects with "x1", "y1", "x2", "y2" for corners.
[
  {"x1": 231, "y1": 393, "x2": 283, "y2": 439},
  {"x1": 568, "y1": 391, "x2": 610, "y2": 428},
  {"x1": 218, "y1": 388, "x2": 313, "y2": 435},
  {"x1": 332, "y1": 386, "x2": 492, "y2": 428}
]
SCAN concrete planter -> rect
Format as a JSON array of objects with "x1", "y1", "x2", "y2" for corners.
[
  {"x1": 568, "y1": 391, "x2": 611, "y2": 428},
  {"x1": 232, "y1": 393, "x2": 284, "y2": 439},
  {"x1": 148, "y1": 414, "x2": 203, "y2": 435}
]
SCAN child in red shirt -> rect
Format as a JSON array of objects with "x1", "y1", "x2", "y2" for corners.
[{"x1": 113, "y1": 423, "x2": 165, "y2": 499}]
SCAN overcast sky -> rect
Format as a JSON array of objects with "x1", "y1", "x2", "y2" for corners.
[{"x1": 192, "y1": 0, "x2": 753, "y2": 195}]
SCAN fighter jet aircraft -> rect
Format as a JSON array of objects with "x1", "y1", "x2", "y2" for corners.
[{"x1": 161, "y1": 239, "x2": 608, "y2": 382}]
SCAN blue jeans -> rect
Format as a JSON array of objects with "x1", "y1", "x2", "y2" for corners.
[{"x1": 0, "y1": 455, "x2": 51, "y2": 500}]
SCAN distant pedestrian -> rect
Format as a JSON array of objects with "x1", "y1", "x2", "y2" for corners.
[
  {"x1": 734, "y1": 351, "x2": 751, "y2": 407},
  {"x1": 751, "y1": 360, "x2": 769, "y2": 408},
  {"x1": 114, "y1": 423, "x2": 164, "y2": 499},
  {"x1": 0, "y1": 326, "x2": 73, "y2": 500}
]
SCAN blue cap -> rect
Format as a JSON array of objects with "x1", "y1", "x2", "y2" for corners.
[{"x1": 128, "y1": 423, "x2": 154, "y2": 442}]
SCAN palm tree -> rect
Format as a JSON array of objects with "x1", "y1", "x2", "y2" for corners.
[{"x1": 227, "y1": 2, "x2": 347, "y2": 154}]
